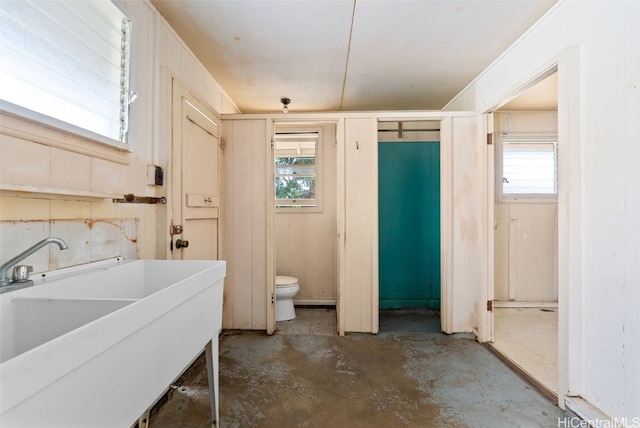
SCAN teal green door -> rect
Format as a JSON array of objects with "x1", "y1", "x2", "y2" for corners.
[{"x1": 378, "y1": 141, "x2": 440, "y2": 309}]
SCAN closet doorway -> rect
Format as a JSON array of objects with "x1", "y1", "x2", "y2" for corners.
[{"x1": 378, "y1": 121, "x2": 441, "y2": 332}]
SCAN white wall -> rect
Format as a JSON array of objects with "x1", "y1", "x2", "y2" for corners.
[
  {"x1": 0, "y1": 0, "x2": 239, "y2": 271},
  {"x1": 343, "y1": 117, "x2": 378, "y2": 333},
  {"x1": 445, "y1": 116, "x2": 486, "y2": 333},
  {"x1": 447, "y1": 1, "x2": 640, "y2": 419}
]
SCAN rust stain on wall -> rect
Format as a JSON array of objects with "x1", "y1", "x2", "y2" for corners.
[
  {"x1": 2, "y1": 218, "x2": 140, "y2": 244},
  {"x1": 84, "y1": 218, "x2": 139, "y2": 244}
]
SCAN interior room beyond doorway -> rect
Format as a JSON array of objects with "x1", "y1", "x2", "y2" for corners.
[
  {"x1": 489, "y1": 72, "x2": 559, "y2": 398},
  {"x1": 273, "y1": 121, "x2": 338, "y2": 330}
]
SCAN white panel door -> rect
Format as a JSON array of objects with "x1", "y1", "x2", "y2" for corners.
[{"x1": 171, "y1": 80, "x2": 221, "y2": 261}]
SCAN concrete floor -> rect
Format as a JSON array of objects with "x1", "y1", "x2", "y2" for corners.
[{"x1": 149, "y1": 308, "x2": 568, "y2": 427}]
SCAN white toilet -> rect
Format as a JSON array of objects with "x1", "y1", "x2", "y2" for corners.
[{"x1": 275, "y1": 275, "x2": 300, "y2": 321}]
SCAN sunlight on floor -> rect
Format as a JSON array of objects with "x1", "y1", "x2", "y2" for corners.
[{"x1": 492, "y1": 307, "x2": 558, "y2": 395}]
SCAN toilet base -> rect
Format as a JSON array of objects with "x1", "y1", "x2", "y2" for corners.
[{"x1": 276, "y1": 298, "x2": 296, "y2": 321}]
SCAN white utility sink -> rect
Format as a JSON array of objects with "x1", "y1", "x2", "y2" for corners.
[{"x1": 0, "y1": 258, "x2": 225, "y2": 427}]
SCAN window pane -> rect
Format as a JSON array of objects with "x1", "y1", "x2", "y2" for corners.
[
  {"x1": 275, "y1": 165, "x2": 316, "y2": 176},
  {"x1": 502, "y1": 142, "x2": 557, "y2": 194},
  {"x1": 275, "y1": 176, "x2": 315, "y2": 200},
  {"x1": 276, "y1": 156, "x2": 315, "y2": 166},
  {"x1": 0, "y1": 0, "x2": 131, "y2": 144},
  {"x1": 274, "y1": 131, "x2": 319, "y2": 207}
]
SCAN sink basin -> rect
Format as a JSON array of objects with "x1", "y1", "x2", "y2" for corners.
[
  {"x1": 0, "y1": 258, "x2": 225, "y2": 427},
  {"x1": 3, "y1": 297, "x2": 135, "y2": 362}
]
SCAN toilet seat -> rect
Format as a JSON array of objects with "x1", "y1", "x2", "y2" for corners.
[{"x1": 276, "y1": 276, "x2": 298, "y2": 287}]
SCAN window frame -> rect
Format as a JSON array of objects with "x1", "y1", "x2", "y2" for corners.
[
  {"x1": 274, "y1": 128, "x2": 322, "y2": 211},
  {"x1": 496, "y1": 133, "x2": 558, "y2": 203},
  {"x1": 0, "y1": 0, "x2": 134, "y2": 151}
]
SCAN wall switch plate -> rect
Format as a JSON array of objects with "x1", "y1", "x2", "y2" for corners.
[{"x1": 147, "y1": 165, "x2": 164, "y2": 186}]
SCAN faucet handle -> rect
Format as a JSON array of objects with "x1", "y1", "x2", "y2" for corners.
[{"x1": 12, "y1": 265, "x2": 33, "y2": 282}]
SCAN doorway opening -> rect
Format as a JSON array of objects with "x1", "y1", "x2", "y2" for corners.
[
  {"x1": 488, "y1": 71, "x2": 559, "y2": 400},
  {"x1": 377, "y1": 120, "x2": 442, "y2": 333},
  {"x1": 272, "y1": 121, "x2": 339, "y2": 335}
]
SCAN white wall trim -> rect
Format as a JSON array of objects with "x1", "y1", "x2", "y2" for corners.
[
  {"x1": 294, "y1": 299, "x2": 337, "y2": 306},
  {"x1": 440, "y1": 116, "x2": 453, "y2": 334},
  {"x1": 492, "y1": 301, "x2": 558, "y2": 309},
  {"x1": 442, "y1": 0, "x2": 565, "y2": 112},
  {"x1": 266, "y1": 119, "x2": 276, "y2": 334},
  {"x1": 565, "y1": 397, "x2": 614, "y2": 427},
  {"x1": 557, "y1": 46, "x2": 583, "y2": 408}
]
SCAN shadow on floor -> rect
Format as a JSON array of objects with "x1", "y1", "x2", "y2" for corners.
[{"x1": 379, "y1": 308, "x2": 441, "y2": 333}]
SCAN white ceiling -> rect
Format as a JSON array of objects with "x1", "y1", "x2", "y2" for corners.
[
  {"x1": 151, "y1": 0, "x2": 557, "y2": 113},
  {"x1": 499, "y1": 72, "x2": 558, "y2": 111}
]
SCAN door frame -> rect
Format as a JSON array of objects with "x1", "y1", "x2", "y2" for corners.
[
  {"x1": 266, "y1": 118, "x2": 341, "y2": 335},
  {"x1": 481, "y1": 47, "x2": 583, "y2": 409}
]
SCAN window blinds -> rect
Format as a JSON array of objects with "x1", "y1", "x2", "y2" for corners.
[
  {"x1": 0, "y1": 0, "x2": 131, "y2": 145},
  {"x1": 502, "y1": 142, "x2": 557, "y2": 194}
]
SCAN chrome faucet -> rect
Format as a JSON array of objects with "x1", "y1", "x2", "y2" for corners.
[{"x1": 0, "y1": 237, "x2": 68, "y2": 287}]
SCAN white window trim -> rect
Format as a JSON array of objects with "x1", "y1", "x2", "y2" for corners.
[
  {"x1": 1, "y1": 101, "x2": 129, "y2": 152},
  {"x1": 496, "y1": 133, "x2": 558, "y2": 204},
  {"x1": 0, "y1": 0, "x2": 133, "y2": 150},
  {"x1": 0, "y1": 109, "x2": 130, "y2": 165},
  {"x1": 274, "y1": 127, "x2": 323, "y2": 212}
]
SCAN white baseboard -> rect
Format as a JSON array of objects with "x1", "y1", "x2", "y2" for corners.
[
  {"x1": 493, "y1": 301, "x2": 558, "y2": 308},
  {"x1": 564, "y1": 396, "x2": 618, "y2": 427},
  {"x1": 293, "y1": 299, "x2": 336, "y2": 306}
]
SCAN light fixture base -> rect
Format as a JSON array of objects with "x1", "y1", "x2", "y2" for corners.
[{"x1": 280, "y1": 97, "x2": 291, "y2": 113}]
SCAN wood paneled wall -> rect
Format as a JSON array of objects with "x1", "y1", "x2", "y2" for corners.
[
  {"x1": 343, "y1": 117, "x2": 378, "y2": 332},
  {"x1": 221, "y1": 113, "x2": 485, "y2": 335},
  {"x1": 221, "y1": 119, "x2": 269, "y2": 330},
  {"x1": 445, "y1": 116, "x2": 486, "y2": 333}
]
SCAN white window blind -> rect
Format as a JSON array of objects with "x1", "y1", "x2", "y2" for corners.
[
  {"x1": 0, "y1": 0, "x2": 132, "y2": 145},
  {"x1": 502, "y1": 141, "x2": 557, "y2": 195}
]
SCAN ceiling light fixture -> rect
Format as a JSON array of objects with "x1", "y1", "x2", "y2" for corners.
[{"x1": 281, "y1": 97, "x2": 290, "y2": 113}]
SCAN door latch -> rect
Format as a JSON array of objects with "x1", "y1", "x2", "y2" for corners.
[
  {"x1": 175, "y1": 239, "x2": 189, "y2": 249},
  {"x1": 170, "y1": 224, "x2": 183, "y2": 235}
]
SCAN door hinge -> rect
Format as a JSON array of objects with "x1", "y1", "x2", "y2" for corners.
[
  {"x1": 487, "y1": 300, "x2": 493, "y2": 311},
  {"x1": 487, "y1": 133, "x2": 493, "y2": 145},
  {"x1": 271, "y1": 293, "x2": 275, "y2": 305}
]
